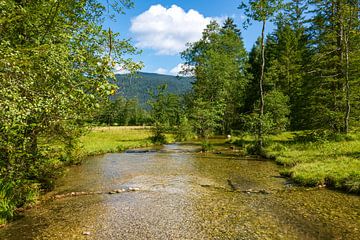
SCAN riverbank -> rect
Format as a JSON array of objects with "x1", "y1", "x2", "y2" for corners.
[{"x1": 231, "y1": 131, "x2": 360, "y2": 193}]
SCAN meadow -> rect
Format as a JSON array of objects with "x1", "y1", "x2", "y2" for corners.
[{"x1": 80, "y1": 126, "x2": 154, "y2": 155}]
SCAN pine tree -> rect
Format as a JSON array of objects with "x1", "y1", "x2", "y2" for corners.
[
  {"x1": 304, "y1": 0, "x2": 360, "y2": 132},
  {"x1": 264, "y1": 0, "x2": 309, "y2": 130}
]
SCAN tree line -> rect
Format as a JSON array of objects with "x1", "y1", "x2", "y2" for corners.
[{"x1": 151, "y1": 0, "x2": 359, "y2": 150}]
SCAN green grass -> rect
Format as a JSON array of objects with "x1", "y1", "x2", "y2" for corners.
[
  {"x1": 265, "y1": 132, "x2": 360, "y2": 193},
  {"x1": 80, "y1": 126, "x2": 176, "y2": 155},
  {"x1": 80, "y1": 126, "x2": 154, "y2": 155}
]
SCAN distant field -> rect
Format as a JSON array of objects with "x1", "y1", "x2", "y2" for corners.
[{"x1": 81, "y1": 126, "x2": 153, "y2": 155}]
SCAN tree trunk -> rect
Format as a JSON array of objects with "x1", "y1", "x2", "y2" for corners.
[
  {"x1": 336, "y1": 0, "x2": 346, "y2": 133},
  {"x1": 258, "y1": 19, "x2": 266, "y2": 148},
  {"x1": 344, "y1": 33, "x2": 350, "y2": 133}
]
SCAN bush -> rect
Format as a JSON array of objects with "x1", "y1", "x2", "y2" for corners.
[
  {"x1": 150, "y1": 132, "x2": 167, "y2": 144},
  {"x1": 201, "y1": 141, "x2": 213, "y2": 152},
  {"x1": 232, "y1": 139, "x2": 246, "y2": 147},
  {"x1": 175, "y1": 116, "x2": 194, "y2": 142},
  {"x1": 0, "y1": 180, "x2": 40, "y2": 224},
  {"x1": 245, "y1": 143, "x2": 265, "y2": 156},
  {"x1": 0, "y1": 181, "x2": 15, "y2": 223}
]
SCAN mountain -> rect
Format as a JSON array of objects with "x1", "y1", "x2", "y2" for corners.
[{"x1": 114, "y1": 72, "x2": 193, "y2": 106}]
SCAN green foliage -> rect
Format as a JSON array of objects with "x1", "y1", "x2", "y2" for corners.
[
  {"x1": 293, "y1": 130, "x2": 355, "y2": 143},
  {"x1": 301, "y1": 0, "x2": 360, "y2": 132},
  {"x1": 190, "y1": 98, "x2": 224, "y2": 141},
  {"x1": 148, "y1": 85, "x2": 181, "y2": 143},
  {"x1": 175, "y1": 116, "x2": 194, "y2": 142},
  {"x1": 95, "y1": 96, "x2": 150, "y2": 126},
  {"x1": 0, "y1": 181, "x2": 15, "y2": 223},
  {"x1": 0, "y1": 0, "x2": 140, "y2": 222},
  {"x1": 264, "y1": 90, "x2": 290, "y2": 132},
  {"x1": 182, "y1": 18, "x2": 248, "y2": 134},
  {"x1": 201, "y1": 141, "x2": 214, "y2": 152},
  {"x1": 239, "y1": 0, "x2": 284, "y2": 25}
]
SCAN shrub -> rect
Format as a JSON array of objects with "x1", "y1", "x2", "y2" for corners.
[
  {"x1": 175, "y1": 116, "x2": 194, "y2": 142},
  {"x1": 201, "y1": 141, "x2": 213, "y2": 152},
  {"x1": 0, "y1": 181, "x2": 15, "y2": 223}
]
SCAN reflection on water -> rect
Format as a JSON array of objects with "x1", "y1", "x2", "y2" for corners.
[{"x1": 0, "y1": 144, "x2": 359, "y2": 239}]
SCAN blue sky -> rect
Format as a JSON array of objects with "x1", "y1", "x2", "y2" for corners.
[{"x1": 104, "y1": 1, "x2": 274, "y2": 75}]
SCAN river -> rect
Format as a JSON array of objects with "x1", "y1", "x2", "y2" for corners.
[{"x1": 0, "y1": 144, "x2": 359, "y2": 239}]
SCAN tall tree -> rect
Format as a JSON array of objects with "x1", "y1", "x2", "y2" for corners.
[
  {"x1": 304, "y1": 0, "x2": 359, "y2": 132},
  {"x1": 239, "y1": 0, "x2": 283, "y2": 148},
  {"x1": 182, "y1": 19, "x2": 248, "y2": 136},
  {"x1": 264, "y1": 0, "x2": 309, "y2": 129}
]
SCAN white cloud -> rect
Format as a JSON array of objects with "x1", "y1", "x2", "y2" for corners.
[
  {"x1": 113, "y1": 64, "x2": 129, "y2": 75},
  {"x1": 170, "y1": 63, "x2": 184, "y2": 75},
  {"x1": 155, "y1": 67, "x2": 168, "y2": 75},
  {"x1": 131, "y1": 4, "x2": 221, "y2": 55},
  {"x1": 169, "y1": 63, "x2": 194, "y2": 76}
]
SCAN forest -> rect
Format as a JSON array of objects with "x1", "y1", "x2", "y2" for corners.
[{"x1": 1, "y1": 0, "x2": 359, "y2": 225}]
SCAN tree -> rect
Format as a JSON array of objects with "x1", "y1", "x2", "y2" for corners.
[
  {"x1": 239, "y1": 0, "x2": 283, "y2": 148},
  {"x1": 303, "y1": 0, "x2": 360, "y2": 132},
  {"x1": 148, "y1": 85, "x2": 181, "y2": 143},
  {"x1": 264, "y1": 1, "x2": 309, "y2": 130},
  {"x1": 181, "y1": 19, "x2": 248, "y2": 135},
  {"x1": 190, "y1": 97, "x2": 224, "y2": 149},
  {"x1": 0, "y1": 0, "x2": 141, "y2": 221}
]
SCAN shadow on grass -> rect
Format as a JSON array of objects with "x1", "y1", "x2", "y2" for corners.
[{"x1": 115, "y1": 139, "x2": 145, "y2": 142}]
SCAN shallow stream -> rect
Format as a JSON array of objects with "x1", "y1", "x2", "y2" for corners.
[{"x1": 0, "y1": 144, "x2": 359, "y2": 239}]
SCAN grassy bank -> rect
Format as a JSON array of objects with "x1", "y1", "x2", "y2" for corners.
[
  {"x1": 229, "y1": 131, "x2": 360, "y2": 193},
  {"x1": 264, "y1": 132, "x2": 360, "y2": 193}
]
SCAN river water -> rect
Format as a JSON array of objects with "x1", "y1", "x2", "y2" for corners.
[{"x1": 0, "y1": 144, "x2": 359, "y2": 239}]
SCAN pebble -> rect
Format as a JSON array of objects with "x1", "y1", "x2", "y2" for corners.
[{"x1": 82, "y1": 231, "x2": 91, "y2": 235}]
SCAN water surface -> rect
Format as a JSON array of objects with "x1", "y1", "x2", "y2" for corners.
[{"x1": 0, "y1": 144, "x2": 359, "y2": 239}]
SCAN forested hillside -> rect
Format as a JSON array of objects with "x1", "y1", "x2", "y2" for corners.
[{"x1": 114, "y1": 72, "x2": 193, "y2": 106}]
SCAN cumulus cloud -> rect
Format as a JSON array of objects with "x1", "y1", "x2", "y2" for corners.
[
  {"x1": 113, "y1": 64, "x2": 129, "y2": 75},
  {"x1": 169, "y1": 63, "x2": 194, "y2": 76},
  {"x1": 131, "y1": 4, "x2": 221, "y2": 55},
  {"x1": 155, "y1": 67, "x2": 168, "y2": 75},
  {"x1": 169, "y1": 63, "x2": 184, "y2": 75}
]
